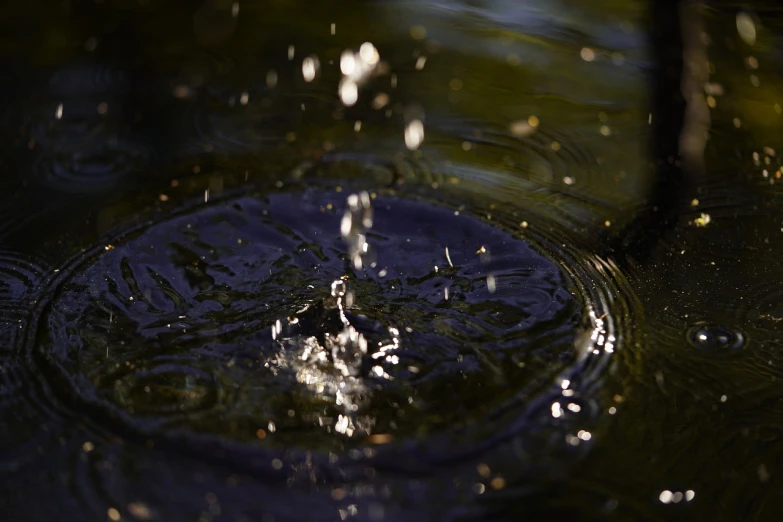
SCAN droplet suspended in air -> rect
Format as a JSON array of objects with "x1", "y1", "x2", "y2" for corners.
[
  {"x1": 302, "y1": 55, "x2": 320, "y2": 83},
  {"x1": 339, "y1": 80, "x2": 358, "y2": 106},
  {"x1": 404, "y1": 119, "x2": 424, "y2": 150},
  {"x1": 736, "y1": 12, "x2": 757, "y2": 46}
]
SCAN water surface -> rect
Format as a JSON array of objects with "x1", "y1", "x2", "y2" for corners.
[{"x1": 1, "y1": 1, "x2": 782, "y2": 521}]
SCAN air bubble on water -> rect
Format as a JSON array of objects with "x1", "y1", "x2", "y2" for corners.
[{"x1": 687, "y1": 324, "x2": 744, "y2": 354}]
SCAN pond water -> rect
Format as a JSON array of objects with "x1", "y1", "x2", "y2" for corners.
[{"x1": 1, "y1": 1, "x2": 782, "y2": 521}]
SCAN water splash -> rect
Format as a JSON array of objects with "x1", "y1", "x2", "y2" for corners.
[
  {"x1": 341, "y1": 191, "x2": 375, "y2": 271},
  {"x1": 271, "y1": 192, "x2": 398, "y2": 438}
]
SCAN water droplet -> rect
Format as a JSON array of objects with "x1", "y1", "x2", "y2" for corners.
[
  {"x1": 302, "y1": 55, "x2": 319, "y2": 83},
  {"x1": 736, "y1": 12, "x2": 757, "y2": 46},
  {"x1": 404, "y1": 119, "x2": 424, "y2": 150}
]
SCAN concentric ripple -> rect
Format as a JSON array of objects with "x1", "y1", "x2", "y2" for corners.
[
  {"x1": 18, "y1": 64, "x2": 152, "y2": 193},
  {"x1": 0, "y1": 252, "x2": 54, "y2": 475},
  {"x1": 0, "y1": 250, "x2": 46, "y2": 310},
  {"x1": 20, "y1": 146, "x2": 637, "y2": 518},
  {"x1": 38, "y1": 190, "x2": 584, "y2": 451},
  {"x1": 32, "y1": 139, "x2": 150, "y2": 193}
]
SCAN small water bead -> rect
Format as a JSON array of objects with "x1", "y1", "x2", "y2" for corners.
[{"x1": 687, "y1": 323, "x2": 745, "y2": 354}]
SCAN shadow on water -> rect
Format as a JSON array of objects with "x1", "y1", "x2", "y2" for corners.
[{"x1": 1, "y1": 1, "x2": 783, "y2": 521}]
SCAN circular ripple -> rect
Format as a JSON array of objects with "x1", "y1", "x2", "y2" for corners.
[
  {"x1": 16, "y1": 64, "x2": 152, "y2": 194},
  {"x1": 23, "y1": 153, "x2": 637, "y2": 519},
  {"x1": 39, "y1": 191, "x2": 583, "y2": 453},
  {"x1": 0, "y1": 250, "x2": 46, "y2": 308},
  {"x1": 0, "y1": 252, "x2": 54, "y2": 475},
  {"x1": 32, "y1": 139, "x2": 150, "y2": 193}
]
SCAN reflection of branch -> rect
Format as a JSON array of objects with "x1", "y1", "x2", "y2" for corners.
[
  {"x1": 679, "y1": 1, "x2": 710, "y2": 177},
  {"x1": 650, "y1": 0, "x2": 685, "y2": 188},
  {"x1": 610, "y1": 0, "x2": 702, "y2": 260}
]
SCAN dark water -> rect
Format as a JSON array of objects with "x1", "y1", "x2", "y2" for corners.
[{"x1": 1, "y1": 1, "x2": 782, "y2": 521}]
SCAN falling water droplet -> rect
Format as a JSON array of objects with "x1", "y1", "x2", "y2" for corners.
[
  {"x1": 736, "y1": 12, "x2": 757, "y2": 46},
  {"x1": 302, "y1": 55, "x2": 319, "y2": 83},
  {"x1": 404, "y1": 119, "x2": 424, "y2": 150},
  {"x1": 342, "y1": 191, "x2": 375, "y2": 270}
]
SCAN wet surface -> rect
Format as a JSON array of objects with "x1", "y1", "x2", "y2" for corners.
[{"x1": 1, "y1": 1, "x2": 783, "y2": 521}]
